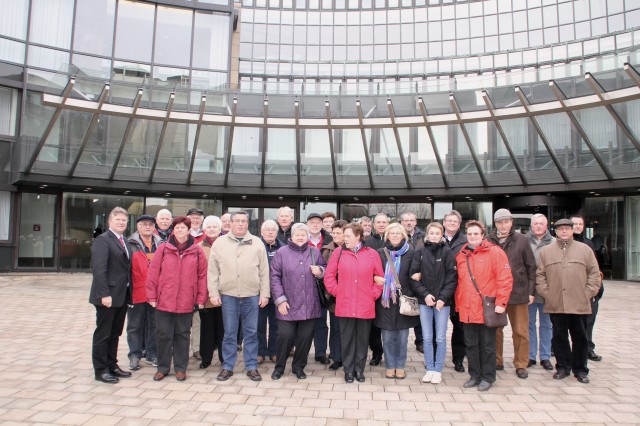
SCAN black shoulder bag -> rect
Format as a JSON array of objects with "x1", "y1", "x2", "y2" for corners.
[
  {"x1": 465, "y1": 254, "x2": 508, "y2": 328},
  {"x1": 311, "y1": 248, "x2": 335, "y2": 310}
]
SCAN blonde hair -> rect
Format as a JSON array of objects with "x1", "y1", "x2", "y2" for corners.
[
  {"x1": 384, "y1": 222, "x2": 408, "y2": 242},
  {"x1": 426, "y1": 222, "x2": 444, "y2": 234}
]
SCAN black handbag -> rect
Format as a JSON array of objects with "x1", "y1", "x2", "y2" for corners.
[
  {"x1": 311, "y1": 248, "x2": 334, "y2": 310},
  {"x1": 466, "y1": 254, "x2": 508, "y2": 328}
]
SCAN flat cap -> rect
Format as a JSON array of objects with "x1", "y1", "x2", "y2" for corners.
[
  {"x1": 306, "y1": 212, "x2": 322, "y2": 221},
  {"x1": 554, "y1": 218, "x2": 574, "y2": 228},
  {"x1": 187, "y1": 208, "x2": 204, "y2": 216},
  {"x1": 494, "y1": 208, "x2": 513, "y2": 222},
  {"x1": 136, "y1": 214, "x2": 156, "y2": 223}
]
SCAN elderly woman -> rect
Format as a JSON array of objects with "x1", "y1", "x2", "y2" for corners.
[
  {"x1": 197, "y1": 215, "x2": 224, "y2": 369},
  {"x1": 455, "y1": 220, "x2": 513, "y2": 391},
  {"x1": 324, "y1": 223, "x2": 384, "y2": 384},
  {"x1": 410, "y1": 222, "x2": 457, "y2": 385},
  {"x1": 375, "y1": 223, "x2": 420, "y2": 380},
  {"x1": 269, "y1": 223, "x2": 326, "y2": 380},
  {"x1": 147, "y1": 216, "x2": 208, "y2": 382}
]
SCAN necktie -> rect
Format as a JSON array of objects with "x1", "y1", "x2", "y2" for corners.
[{"x1": 119, "y1": 236, "x2": 125, "y2": 247}]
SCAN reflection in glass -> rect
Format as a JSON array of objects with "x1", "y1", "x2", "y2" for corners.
[
  {"x1": 26, "y1": 46, "x2": 70, "y2": 72},
  {"x1": 35, "y1": 109, "x2": 93, "y2": 173},
  {"x1": 337, "y1": 128, "x2": 369, "y2": 176},
  {"x1": 373, "y1": 128, "x2": 402, "y2": 176},
  {"x1": 0, "y1": 38, "x2": 25, "y2": 64},
  {"x1": 0, "y1": 191, "x2": 10, "y2": 240},
  {"x1": 626, "y1": 196, "x2": 640, "y2": 281},
  {"x1": 0, "y1": 0, "x2": 28, "y2": 39},
  {"x1": 73, "y1": 0, "x2": 115, "y2": 56},
  {"x1": 230, "y1": 127, "x2": 261, "y2": 174},
  {"x1": 0, "y1": 87, "x2": 18, "y2": 136},
  {"x1": 265, "y1": 128, "x2": 296, "y2": 175},
  {"x1": 193, "y1": 12, "x2": 231, "y2": 71},
  {"x1": 72, "y1": 54, "x2": 112, "y2": 79},
  {"x1": 29, "y1": 0, "x2": 73, "y2": 49},
  {"x1": 115, "y1": 119, "x2": 164, "y2": 179},
  {"x1": 153, "y1": 122, "x2": 197, "y2": 176},
  {"x1": 18, "y1": 193, "x2": 56, "y2": 267},
  {"x1": 155, "y1": 6, "x2": 192, "y2": 67},
  {"x1": 301, "y1": 129, "x2": 332, "y2": 177},
  {"x1": 114, "y1": 0, "x2": 155, "y2": 62},
  {"x1": 192, "y1": 125, "x2": 227, "y2": 175},
  {"x1": 76, "y1": 114, "x2": 129, "y2": 178}
]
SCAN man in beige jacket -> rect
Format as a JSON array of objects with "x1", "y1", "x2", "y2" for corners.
[
  {"x1": 208, "y1": 211, "x2": 270, "y2": 382},
  {"x1": 535, "y1": 219, "x2": 601, "y2": 384}
]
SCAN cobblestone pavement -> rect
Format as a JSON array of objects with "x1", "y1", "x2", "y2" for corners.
[{"x1": 0, "y1": 274, "x2": 638, "y2": 425}]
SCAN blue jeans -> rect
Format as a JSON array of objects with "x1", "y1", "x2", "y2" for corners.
[
  {"x1": 127, "y1": 303, "x2": 157, "y2": 360},
  {"x1": 381, "y1": 328, "x2": 410, "y2": 369},
  {"x1": 420, "y1": 304, "x2": 450, "y2": 372},
  {"x1": 529, "y1": 302, "x2": 552, "y2": 361},
  {"x1": 258, "y1": 300, "x2": 278, "y2": 357},
  {"x1": 221, "y1": 295, "x2": 259, "y2": 371}
]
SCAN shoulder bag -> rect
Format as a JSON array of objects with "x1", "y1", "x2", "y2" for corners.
[
  {"x1": 465, "y1": 254, "x2": 508, "y2": 328},
  {"x1": 311, "y1": 248, "x2": 335, "y2": 310},
  {"x1": 384, "y1": 248, "x2": 419, "y2": 316}
]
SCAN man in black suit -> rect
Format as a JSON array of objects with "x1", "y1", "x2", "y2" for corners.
[{"x1": 89, "y1": 207, "x2": 133, "y2": 384}]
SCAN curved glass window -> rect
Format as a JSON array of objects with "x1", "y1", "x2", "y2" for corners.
[
  {"x1": 114, "y1": 0, "x2": 155, "y2": 63},
  {"x1": 0, "y1": 0, "x2": 29, "y2": 40},
  {"x1": 29, "y1": 0, "x2": 74, "y2": 49},
  {"x1": 73, "y1": 0, "x2": 116, "y2": 57},
  {"x1": 155, "y1": 6, "x2": 193, "y2": 67},
  {"x1": 193, "y1": 12, "x2": 230, "y2": 71}
]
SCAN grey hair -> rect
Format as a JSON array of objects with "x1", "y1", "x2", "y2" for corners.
[
  {"x1": 443, "y1": 210, "x2": 462, "y2": 223},
  {"x1": 261, "y1": 219, "x2": 278, "y2": 230},
  {"x1": 531, "y1": 213, "x2": 548, "y2": 224},
  {"x1": 203, "y1": 215, "x2": 222, "y2": 229},
  {"x1": 230, "y1": 211, "x2": 249, "y2": 221},
  {"x1": 156, "y1": 208, "x2": 172, "y2": 218},
  {"x1": 109, "y1": 206, "x2": 128, "y2": 221},
  {"x1": 277, "y1": 206, "x2": 294, "y2": 218},
  {"x1": 291, "y1": 222, "x2": 310, "y2": 237},
  {"x1": 360, "y1": 216, "x2": 372, "y2": 223}
]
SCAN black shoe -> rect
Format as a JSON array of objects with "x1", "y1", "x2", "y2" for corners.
[
  {"x1": 199, "y1": 361, "x2": 211, "y2": 369},
  {"x1": 293, "y1": 370, "x2": 307, "y2": 379},
  {"x1": 463, "y1": 379, "x2": 480, "y2": 388},
  {"x1": 416, "y1": 343, "x2": 424, "y2": 354},
  {"x1": 588, "y1": 351, "x2": 602, "y2": 362},
  {"x1": 454, "y1": 362, "x2": 465, "y2": 373},
  {"x1": 315, "y1": 355, "x2": 331, "y2": 365},
  {"x1": 527, "y1": 359, "x2": 536, "y2": 368},
  {"x1": 478, "y1": 380, "x2": 492, "y2": 391},
  {"x1": 95, "y1": 372, "x2": 119, "y2": 384},
  {"x1": 271, "y1": 370, "x2": 283, "y2": 380},
  {"x1": 329, "y1": 361, "x2": 342, "y2": 371},
  {"x1": 575, "y1": 373, "x2": 590, "y2": 384},
  {"x1": 541, "y1": 360, "x2": 554, "y2": 370},
  {"x1": 369, "y1": 356, "x2": 382, "y2": 366},
  {"x1": 516, "y1": 368, "x2": 528, "y2": 379},
  {"x1": 553, "y1": 370, "x2": 570, "y2": 380},
  {"x1": 246, "y1": 369, "x2": 262, "y2": 381},
  {"x1": 109, "y1": 367, "x2": 132, "y2": 378},
  {"x1": 496, "y1": 364, "x2": 504, "y2": 371},
  {"x1": 345, "y1": 373, "x2": 354, "y2": 383},
  {"x1": 355, "y1": 372, "x2": 365, "y2": 383}
]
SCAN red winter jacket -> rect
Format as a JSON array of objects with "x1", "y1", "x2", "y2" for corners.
[
  {"x1": 146, "y1": 237, "x2": 209, "y2": 314},
  {"x1": 324, "y1": 246, "x2": 384, "y2": 319},
  {"x1": 129, "y1": 232, "x2": 163, "y2": 304},
  {"x1": 455, "y1": 240, "x2": 513, "y2": 325}
]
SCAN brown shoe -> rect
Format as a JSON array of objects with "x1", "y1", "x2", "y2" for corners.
[
  {"x1": 395, "y1": 369, "x2": 406, "y2": 380},
  {"x1": 516, "y1": 368, "x2": 528, "y2": 379},
  {"x1": 246, "y1": 369, "x2": 262, "y2": 382},
  {"x1": 153, "y1": 372, "x2": 167, "y2": 381},
  {"x1": 176, "y1": 371, "x2": 186, "y2": 381},
  {"x1": 217, "y1": 369, "x2": 234, "y2": 381},
  {"x1": 385, "y1": 369, "x2": 396, "y2": 379}
]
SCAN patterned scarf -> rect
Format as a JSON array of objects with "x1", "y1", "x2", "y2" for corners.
[{"x1": 381, "y1": 241, "x2": 410, "y2": 308}]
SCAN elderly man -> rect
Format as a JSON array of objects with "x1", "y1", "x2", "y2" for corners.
[
  {"x1": 360, "y1": 216, "x2": 373, "y2": 238},
  {"x1": 220, "y1": 212, "x2": 232, "y2": 235},
  {"x1": 187, "y1": 208, "x2": 205, "y2": 244},
  {"x1": 488, "y1": 208, "x2": 536, "y2": 379},
  {"x1": 443, "y1": 210, "x2": 468, "y2": 372},
  {"x1": 89, "y1": 207, "x2": 133, "y2": 384},
  {"x1": 527, "y1": 214, "x2": 555, "y2": 371},
  {"x1": 154, "y1": 209, "x2": 172, "y2": 242},
  {"x1": 127, "y1": 214, "x2": 163, "y2": 370},
  {"x1": 571, "y1": 215, "x2": 604, "y2": 362},
  {"x1": 307, "y1": 212, "x2": 333, "y2": 249},
  {"x1": 258, "y1": 219, "x2": 285, "y2": 363},
  {"x1": 536, "y1": 219, "x2": 601, "y2": 384},
  {"x1": 277, "y1": 206, "x2": 294, "y2": 243},
  {"x1": 208, "y1": 211, "x2": 270, "y2": 382},
  {"x1": 400, "y1": 211, "x2": 425, "y2": 250}
]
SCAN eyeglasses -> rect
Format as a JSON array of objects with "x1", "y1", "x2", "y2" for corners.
[
  {"x1": 387, "y1": 232, "x2": 403, "y2": 236},
  {"x1": 466, "y1": 232, "x2": 483, "y2": 236},
  {"x1": 232, "y1": 219, "x2": 249, "y2": 223}
]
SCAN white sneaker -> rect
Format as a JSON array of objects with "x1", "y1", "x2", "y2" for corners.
[
  {"x1": 431, "y1": 371, "x2": 442, "y2": 384},
  {"x1": 421, "y1": 370, "x2": 433, "y2": 383}
]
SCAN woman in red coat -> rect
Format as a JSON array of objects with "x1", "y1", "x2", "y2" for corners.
[
  {"x1": 324, "y1": 223, "x2": 384, "y2": 383},
  {"x1": 455, "y1": 220, "x2": 513, "y2": 392},
  {"x1": 147, "y1": 216, "x2": 208, "y2": 382}
]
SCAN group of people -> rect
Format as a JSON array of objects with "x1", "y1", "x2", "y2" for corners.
[{"x1": 89, "y1": 204, "x2": 603, "y2": 391}]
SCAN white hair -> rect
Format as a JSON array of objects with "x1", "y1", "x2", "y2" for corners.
[
  {"x1": 203, "y1": 215, "x2": 222, "y2": 228},
  {"x1": 277, "y1": 206, "x2": 293, "y2": 218},
  {"x1": 261, "y1": 219, "x2": 278, "y2": 230},
  {"x1": 291, "y1": 222, "x2": 310, "y2": 236}
]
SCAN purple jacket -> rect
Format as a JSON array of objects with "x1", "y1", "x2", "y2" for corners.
[{"x1": 270, "y1": 241, "x2": 326, "y2": 321}]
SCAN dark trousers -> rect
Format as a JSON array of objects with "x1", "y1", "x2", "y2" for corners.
[
  {"x1": 92, "y1": 304, "x2": 128, "y2": 374},
  {"x1": 550, "y1": 313, "x2": 589, "y2": 376},
  {"x1": 156, "y1": 310, "x2": 192, "y2": 374},
  {"x1": 414, "y1": 324, "x2": 423, "y2": 345},
  {"x1": 450, "y1": 310, "x2": 466, "y2": 363},
  {"x1": 199, "y1": 308, "x2": 224, "y2": 364},
  {"x1": 368, "y1": 323, "x2": 383, "y2": 358},
  {"x1": 329, "y1": 311, "x2": 342, "y2": 362},
  {"x1": 586, "y1": 299, "x2": 599, "y2": 352},
  {"x1": 274, "y1": 319, "x2": 316, "y2": 374},
  {"x1": 258, "y1": 301, "x2": 278, "y2": 358},
  {"x1": 127, "y1": 303, "x2": 157, "y2": 360},
  {"x1": 463, "y1": 323, "x2": 497, "y2": 383},
  {"x1": 314, "y1": 308, "x2": 329, "y2": 357},
  {"x1": 340, "y1": 317, "x2": 372, "y2": 374}
]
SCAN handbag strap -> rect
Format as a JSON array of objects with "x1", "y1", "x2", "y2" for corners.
[
  {"x1": 310, "y1": 246, "x2": 317, "y2": 266},
  {"x1": 465, "y1": 253, "x2": 484, "y2": 300},
  {"x1": 383, "y1": 248, "x2": 402, "y2": 295}
]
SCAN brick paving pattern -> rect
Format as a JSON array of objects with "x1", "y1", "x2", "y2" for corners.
[{"x1": 0, "y1": 274, "x2": 637, "y2": 425}]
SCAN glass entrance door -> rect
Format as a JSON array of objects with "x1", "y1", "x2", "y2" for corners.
[
  {"x1": 627, "y1": 196, "x2": 640, "y2": 281},
  {"x1": 18, "y1": 193, "x2": 57, "y2": 268}
]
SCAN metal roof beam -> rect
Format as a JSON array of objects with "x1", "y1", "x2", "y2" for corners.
[
  {"x1": 449, "y1": 94, "x2": 488, "y2": 188},
  {"x1": 325, "y1": 100, "x2": 338, "y2": 190},
  {"x1": 148, "y1": 92, "x2": 176, "y2": 183},
  {"x1": 260, "y1": 98, "x2": 268, "y2": 189},
  {"x1": 186, "y1": 95, "x2": 208, "y2": 185},
  {"x1": 223, "y1": 97, "x2": 238, "y2": 188},
  {"x1": 417, "y1": 97, "x2": 449, "y2": 189},
  {"x1": 356, "y1": 99, "x2": 375, "y2": 190},
  {"x1": 386, "y1": 98, "x2": 411, "y2": 189},
  {"x1": 108, "y1": 88, "x2": 144, "y2": 181}
]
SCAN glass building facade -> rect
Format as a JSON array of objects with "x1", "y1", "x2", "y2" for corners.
[{"x1": 0, "y1": 0, "x2": 639, "y2": 280}]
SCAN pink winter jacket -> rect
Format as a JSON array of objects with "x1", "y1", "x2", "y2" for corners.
[
  {"x1": 324, "y1": 246, "x2": 384, "y2": 319},
  {"x1": 147, "y1": 239, "x2": 208, "y2": 314}
]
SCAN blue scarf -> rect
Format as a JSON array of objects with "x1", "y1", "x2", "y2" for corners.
[{"x1": 382, "y1": 242, "x2": 410, "y2": 308}]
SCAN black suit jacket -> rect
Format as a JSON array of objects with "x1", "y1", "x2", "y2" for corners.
[{"x1": 89, "y1": 230, "x2": 132, "y2": 307}]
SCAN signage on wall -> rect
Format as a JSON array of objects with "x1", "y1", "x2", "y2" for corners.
[{"x1": 33, "y1": 224, "x2": 40, "y2": 232}]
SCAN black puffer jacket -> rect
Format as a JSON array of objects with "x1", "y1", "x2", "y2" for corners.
[
  {"x1": 373, "y1": 243, "x2": 420, "y2": 331},
  {"x1": 409, "y1": 240, "x2": 458, "y2": 306}
]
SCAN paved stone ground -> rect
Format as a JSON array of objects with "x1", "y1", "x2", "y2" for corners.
[{"x1": 0, "y1": 274, "x2": 638, "y2": 426}]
